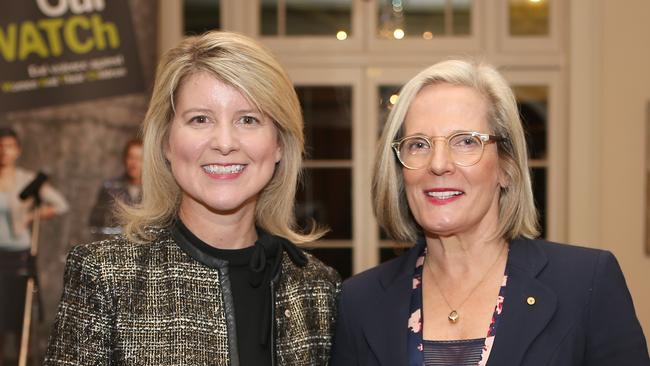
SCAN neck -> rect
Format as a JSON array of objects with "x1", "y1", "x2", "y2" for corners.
[
  {"x1": 128, "y1": 177, "x2": 141, "y2": 186},
  {"x1": 0, "y1": 164, "x2": 16, "y2": 176},
  {"x1": 178, "y1": 200, "x2": 258, "y2": 250},
  {"x1": 425, "y1": 233, "x2": 507, "y2": 278}
]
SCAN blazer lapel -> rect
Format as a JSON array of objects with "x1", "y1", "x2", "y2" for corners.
[
  {"x1": 487, "y1": 239, "x2": 558, "y2": 366},
  {"x1": 363, "y1": 243, "x2": 424, "y2": 366}
]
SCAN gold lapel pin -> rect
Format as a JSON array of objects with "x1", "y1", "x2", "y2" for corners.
[{"x1": 526, "y1": 296, "x2": 536, "y2": 305}]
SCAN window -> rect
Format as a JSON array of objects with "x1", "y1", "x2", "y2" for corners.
[
  {"x1": 261, "y1": 0, "x2": 352, "y2": 37},
  {"x1": 183, "y1": 0, "x2": 220, "y2": 35},
  {"x1": 160, "y1": 0, "x2": 567, "y2": 275},
  {"x1": 376, "y1": 0, "x2": 472, "y2": 39},
  {"x1": 509, "y1": 0, "x2": 549, "y2": 36}
]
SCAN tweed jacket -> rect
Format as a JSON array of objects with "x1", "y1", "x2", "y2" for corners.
[{"x1": 44, "y1": 228, "x2": 341, "y2": 366}]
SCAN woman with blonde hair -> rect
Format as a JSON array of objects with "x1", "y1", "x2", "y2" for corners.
[
  {"x1": 46, "y1": 31, "x2": 340, "y2": 366},
  {"x1": 331, "y1": 59, "x2": 648, "y2": 365}
]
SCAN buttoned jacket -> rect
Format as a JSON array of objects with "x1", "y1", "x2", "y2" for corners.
[{"x1": 331, "y1": 238, "x2": 650, "y2": 366}]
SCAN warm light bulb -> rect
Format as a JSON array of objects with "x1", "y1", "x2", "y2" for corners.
[
  {"x1": 393, "y1": 28, "x2": 405, "y2": 40},
  {"x1": 389, "y1": 94, "x2": 399, "y2": 105},
  {"x1": 336, "y1": 30, "x2": 348, "y2": 41}
]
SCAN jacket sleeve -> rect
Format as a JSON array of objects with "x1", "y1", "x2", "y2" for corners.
[
  {"x1": 44, "y1": 245, "x2": 114, "y2": 365},
  {"x1": 586, "y1": 250, "x2": 650, "y2": 365},
  {"x1": 330, "y1": 285, "x2": 359, "y2": 366}
]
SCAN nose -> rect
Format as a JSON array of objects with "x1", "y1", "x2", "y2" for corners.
[
  {"x1": 210, "y1": 123, "x2": 239, "y2": 154},
  {"x1": 427, "y1": 139, "x2": 455, "y2": 175}
]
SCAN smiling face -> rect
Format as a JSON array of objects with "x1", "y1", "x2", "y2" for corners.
[
  {"x1": 165, "y1": 72, "x2": 282, "y2": 222},
  {"x1": 401, "y1": 83, "x2": 504, "y2": 239}
]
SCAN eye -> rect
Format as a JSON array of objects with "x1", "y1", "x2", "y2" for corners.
[
  {"x1": 450, "y1": 134, "x2": 480, "y2": 150},
  {"x1": 403, "y1": 137, "x2": 430, "y2": 154},
  {"x1": 188, "y1": 115, "x2": 209, "y2": 124},
  {"x1": 239, "y1": 115, "x2": 260, "y2": 125}
]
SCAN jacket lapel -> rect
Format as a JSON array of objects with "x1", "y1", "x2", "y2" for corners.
[
  {"x1": 363, "y1": 243, "x2": 424, "y2": 366},
  {"x1": 487, "y1": 239, "x2": 557, "y2": 366}
]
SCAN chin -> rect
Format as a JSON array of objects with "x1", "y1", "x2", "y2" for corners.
[
  {"x1": 205, "y1": 193, "x2": 259, "y2": 214},
  {"x1": 205, "y1": 200, "x2": 246, "y2": 214},
  {"x1": 423, "y1": 228, "x2": 457, "y2": 238},
  {"x1": 420, "y1": 220, "x2": 468, "y2": 238}
]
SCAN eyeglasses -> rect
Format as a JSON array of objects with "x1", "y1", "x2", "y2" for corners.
[{"x1": 391, "y1": 131, "x2": 505, "y2": 169}]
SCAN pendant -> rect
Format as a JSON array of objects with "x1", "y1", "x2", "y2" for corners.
[{"x1": 448, "y1": 310, "x2": 459, "y2": 323}]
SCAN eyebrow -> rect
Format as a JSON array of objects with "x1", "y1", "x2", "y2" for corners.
[
  {"x1": 406, "y1": 129, "x2": 471, "y2": 137},
  {"x1": 179, "y1": 108, "x2": 261, "y2": 117},
  {"x1": 235, "y1": 109, "x2": 261, "y2": 115},
  {"x1": 180, "y1": 108, "x2": 212, "y2": 117}
]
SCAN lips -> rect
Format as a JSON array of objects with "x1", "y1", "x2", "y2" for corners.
[
  {"x1": 423, "y1": 188, "x2": 464, "y2": 205},
  {"x1": 202, "y1": 164, "x2": 245, "y2": 174}
]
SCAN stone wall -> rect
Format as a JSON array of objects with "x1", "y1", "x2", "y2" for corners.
[{"x1": 0, "y1": 0, "x2": 158, "y2": 362}]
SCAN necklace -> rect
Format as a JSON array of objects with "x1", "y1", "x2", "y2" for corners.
[{"x1": 425, "y1": 243, "x2": 506, "y2": 324}]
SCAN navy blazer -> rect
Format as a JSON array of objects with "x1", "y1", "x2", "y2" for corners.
[{"x1": 331, "y1": 238, "x2": 650, "y2": 365}]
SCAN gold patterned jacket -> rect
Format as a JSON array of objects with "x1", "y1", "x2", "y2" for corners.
[{"x1": 44, "y1": 228, "x2": 341, "y2": 365}]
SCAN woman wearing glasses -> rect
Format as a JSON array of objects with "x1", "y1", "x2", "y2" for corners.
[{"x1": 330, "y1": 60, "x2": 649, "y2": 365}]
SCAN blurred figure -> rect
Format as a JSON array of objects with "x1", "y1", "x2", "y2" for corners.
[
  {"x1": 88, "y1": 138, "x2": 142, "y2": 236},
  {"x1": 0, "y1": 127, "x2": 68, "y2": 366}
]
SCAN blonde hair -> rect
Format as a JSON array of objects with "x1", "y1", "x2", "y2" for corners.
[
  {"x1": 119, "y1": 31, "x2": 324, "y2": 244},
  {"x1": 373, "y1": 59, "x2": 539, "y2": 243}
]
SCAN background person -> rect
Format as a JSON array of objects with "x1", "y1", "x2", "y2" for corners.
[
  {"x1": 0, "y1": 127, "x2": 68, "y2": 366},
  {"x1": 330, "y1": 59, "x2": 649, "y2": 365},
  {"x1": 45, "y1": 31, "x2": 340, "y2": 366},
  {"x1": 89, "y1": 138, "x2": 143, "y2": 237}
]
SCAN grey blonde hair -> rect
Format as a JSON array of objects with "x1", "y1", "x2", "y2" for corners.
[
  {"x1": 373, "y1": 59, "x2": 539, "y2": 243},
  {"x1": 119, "y1": 31, "x2": 324, "y2": 244}
]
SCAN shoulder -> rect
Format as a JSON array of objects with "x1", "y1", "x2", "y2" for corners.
[
  {"x1": 337, "y1": 244, "x2": 420, "y2": 310},
  {"x1": 101, "y1": 175, "x2": 128, "y2": 189},
  {"x1": 513, "y1": 237, "x2": 614, "y2": 273},
  {"x1": 294, "y1": 250, "x2": 342, "y2": 287},
  {"x1": 65, "y1": 228, "x2": 180, "y2": 274},
  {"x1": 15, "y1": 167, "x2": 35, "y2": 185},
  {"x1": 344, "y1": 244, "x2": 419, "y2": 291},
  {"x1": 510, "y1": 238, "x2": 625, "y2": 298}
]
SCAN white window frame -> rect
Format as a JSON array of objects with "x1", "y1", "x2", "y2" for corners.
[
  {"x1": 502, "y1": 69, "x2": 567, "y2": 242},
  {"x1": 159, "y1": 0, "x2": 568, "y2": 275},
  {"x1": 497, "y1": 0, "x2": 564, "y2": 53},
  {"x1": 366, "y1": 0, "x2": 484, "y2": 54}
]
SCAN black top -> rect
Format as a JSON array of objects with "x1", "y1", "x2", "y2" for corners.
[
  {"x1": 423, "y1": 338, "x2": 485, "y2": 366},
  {"x1": 174, "y1": 220, "x2": 273, "y2": 366}
]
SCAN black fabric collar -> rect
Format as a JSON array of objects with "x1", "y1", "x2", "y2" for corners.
[
  {"x1": 170, "y1": 219, "x2": 308, "y2": 276},
  {"x1": 172, "y1": 219, "x2": 257, "y2": 267}
]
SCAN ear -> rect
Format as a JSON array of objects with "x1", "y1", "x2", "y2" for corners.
[
  {"x1": 498, "y1": 168, "x2": 510, "y2": 190},
  {"x1": 274, "y1": 143, "x2": 282, "y2": 163},
  {"x1": 162, "y1": 133, "x2": 172, "y2": 164}
]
